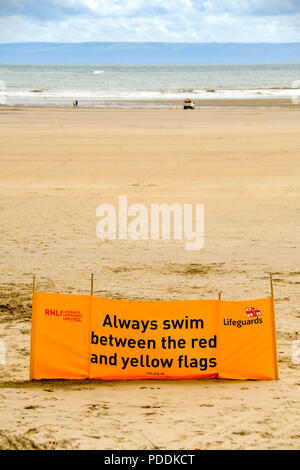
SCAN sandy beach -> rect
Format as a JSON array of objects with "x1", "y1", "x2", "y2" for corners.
[{"x1": 0, "y1": 106, "x2": 299, "y2": 449}]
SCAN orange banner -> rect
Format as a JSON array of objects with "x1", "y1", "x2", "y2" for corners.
[
  {"x1": 30, "y1": 293, "x2": 278, "y2": 380},
  {"x1": 218, "y1": 298, "x2": 279, "y2": 380}
]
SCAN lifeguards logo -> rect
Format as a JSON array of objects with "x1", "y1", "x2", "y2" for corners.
[
  {"x1": 246, "y1": 307, "x2": 262, "y2": 318},
  {"x1": 223, "y1": 307, "x2": 263, "y2": 328},
  {"x1": 45, "y1": 309, "x2": 83, "y2": 323}
]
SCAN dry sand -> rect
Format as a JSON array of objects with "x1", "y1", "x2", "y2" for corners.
[{"x1": 0, "y1": 106, "x2": 299, "y2": 450}]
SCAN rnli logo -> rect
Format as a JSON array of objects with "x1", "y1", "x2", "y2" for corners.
[
  {"x1": 246, "y1": 307, "x2": 262, "y2": 318},
  {"x1": 44, "y1": 309, "x2": 83, "y2": 323}
]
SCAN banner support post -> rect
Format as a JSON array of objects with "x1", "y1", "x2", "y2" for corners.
[
  {"x1": 270, "y1": 273, "x2": 274, "y2": 298},
  {"x1": 90, "y1": 273, "x2": 94, "y2": 297},
  {"x1": 269, "y1": 272, "x2": 279, "y2": 379},
  {"x1": 29, "y1": 275, "x2": 36, "y2": 380},
  {"x1": 87, "y1": 273, "x2": 94, "y2": 379},
  {"x1": 216, "y1": 291, "x2": 222, "y2": 378}
]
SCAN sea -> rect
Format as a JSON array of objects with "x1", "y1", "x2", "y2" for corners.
[{"x1": 0, "y1": 64, "x2": 300, "y2": 108}]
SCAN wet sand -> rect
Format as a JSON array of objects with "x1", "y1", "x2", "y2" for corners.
[
  {"x1": 2, "y1": 97, "x2": 300, "y2": 108},
  {"x1": 0, "y1": 107, "x2": 299, "y2": 449}
]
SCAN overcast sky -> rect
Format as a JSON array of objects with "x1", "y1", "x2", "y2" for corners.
[{"x1": 0, "y1": 0, "x2": 300, "y2": 43}]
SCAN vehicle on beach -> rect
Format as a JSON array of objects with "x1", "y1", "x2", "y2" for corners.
[{"x1": 183, "y1": 98, "x2": 195, "y2": 109}]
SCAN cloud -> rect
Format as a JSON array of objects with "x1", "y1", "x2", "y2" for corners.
[
  {"x1": 0, "y1": 0, "x2": 299, "y2": 42},
  {"x1": 2, "y1": 1, "x2": 300, "y2": 18},
  {"x1": 199, "y1": 1, "x2": 300, "y2": 16}
]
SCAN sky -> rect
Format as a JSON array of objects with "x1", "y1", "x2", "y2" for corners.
[{"x1": 0, "y1": 0, "x2": 300, "y2": 43}]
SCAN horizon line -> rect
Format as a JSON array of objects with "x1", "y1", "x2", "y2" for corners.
[{"x1": 2, "y1": 41, "x2": 300, "y2": 45}]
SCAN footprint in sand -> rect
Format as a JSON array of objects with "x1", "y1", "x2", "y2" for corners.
[
  {"x1": 87, "y1": 403, "x2": 110, "y2": 412},
  {"x1": 232, "y1": 430, "x2": 251, "y2": 436},
  {"x1": 141, "y1": 405, "x2": 161, "y2": 409}
]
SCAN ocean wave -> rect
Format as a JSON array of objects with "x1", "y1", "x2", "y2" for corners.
[{"x1": 2, "y1": 87, "x2": 300, "y2": 106}]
